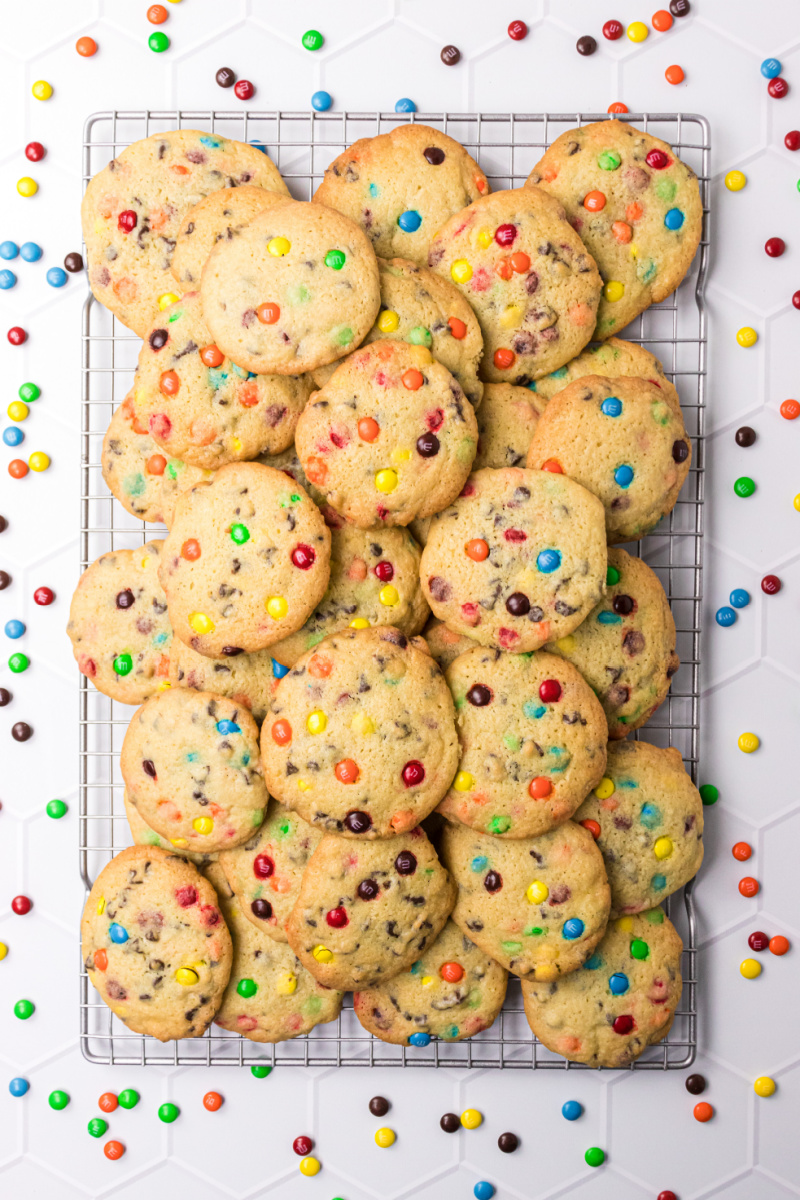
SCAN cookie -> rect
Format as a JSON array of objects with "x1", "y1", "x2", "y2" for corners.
[
  {"x1": 102, "y1": 394, "x2": 168, "y2": 524},
  {"x1": 439, "y1": 646, "x2": 608, "y2": 839},
  {"x1": 168, "y1": 640, "x2": 278, "y2": 724},
  {"x1": 159, "y1": 462, "x2": 331, "y2": 657},
  {"x1": 132, "y1": 291, "x2": 314, "y2": 469},
  {"x1": 159, "y1": 459, "x2": 216, "y2": 529},
  {"x1": 428, "y1": 188, "x2": 602, "y2": 383},
  {"x1": 419, "y1": 467, "x2": 607, "y2": 652},
  {"x1": 67, "y1": 540, "x2": 172, "y2": 705},
  {"x1": 120, "y1": 688, "x2": 268, "y2": 854},
  {"x1": 422, "y1": 617, "x2": 477, "y2": 672},
  {"x1": 296, "y1": 342, "x2": 478, "y2": 528},
  {"x1": 528, "y1": 121, "x2": 703, "y2": 338},
  {"x1": 353, "y1": 919, "x2": 507, "y2": 1045},
  {"x1": 81, "y1": 845, "x2": 232, "y2": 1041},
  {"x1": 200, "y1": 199, "x2": 381, "y2": 375},
  {"x1": 313, "y1": 123, "x2": 489, "y2": 267},
  {"x1": 208, "y1": 864, "x2": 343, "y2": 1043},
  {"x1": 285, "y1": 827, "x2": 456, "y2": 990},
  {"x1": 546, "y1": 547, "x2": 679, "y2": 738},
  {"x1": 574, "y1": 741, "x2": 703, "y2": 915},
  {"x1": 267, "y1": 523, "x2": 429, "y2": 671},
  {"x1": 529, "y1": 336, "x2": 680, "y2": 410},
  {"x1": 218, "y1": 798, "x2": 324, "y2": 942},
  {"x1": 123, "y1": 789, "x2": 218, "y2": 869},
  {"x1": 312, "y1": 256, "x2": 484, "y2": 409},
  {"x1": 473, "y1": 384, "x2": 545, "y2": 470},
  {"x1": 526, "y1": 375, "x2": 691, "y2": 543},
  {"x1": 172, "y1": 186, "x2": 289, "y2": 289},
  {"x1": 82, "y1": 130, "x2": 288, "y2": 336},
  {"x1": 521, "y1": 907, "x2": 682, "y2": 1066},
  {"x1": 442, "y1": 820, "x2": 610, "y2": 980},
  {"x1": 262, "y1": 625, "x2": 459, "y2": 838}
]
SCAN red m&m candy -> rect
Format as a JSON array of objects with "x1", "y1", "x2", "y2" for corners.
[
  {"x1": 508, "y1": 20, "x2": 527, "y2": 40},
  {"x1": 748, "y1": 931, "x2": 769, "y2": 952},
  {"x1": 34, "y1": 586, "x2": 54, "y2": 606},
  {"x1": 768, "y1": 78, "x2": 789, "y2": 99},
  {"x1": 761, "y1": 575, "x2": 782, "y2": 595},
  {"x1": 603, "y1": 20, "x2": 624, "y2": 39},
  {"x1": 234, "y1": 80, "x2": 255, "y2": 100},
  {"x1": 25, "y1": 142, "x2": 45, "y2": 162},
  {"x1": 786, "y1": 130, "x2": 800, "y2": 151},
  {"x1": 765, "y1": 238, "x2": 785, "y2": 257},
  {"x1": 8, "y1": 327, "x2": 27, "y2": 345},
  {"x1": 11, "y1": 895, "x2": 32, "y2": 915}
]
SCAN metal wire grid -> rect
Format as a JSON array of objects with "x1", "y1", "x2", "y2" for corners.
[{"x1": 80, "y1": 109, "x2": 707, "y2": 1069}]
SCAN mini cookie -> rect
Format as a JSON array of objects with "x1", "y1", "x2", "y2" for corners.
[
  {"x1": 530, "y1": 336, "x2": 680, "y2": 410},
  {"x1": 521, "y1": 908, "x2": 682, "y2": 1066},
  {"x1": 312, "y1": 256, "x2": 484, "y2": 409},
  {"x1": 209, "y1": 865, "x2": 343, "y2": 1043},
  {"x1": 67, "y1": 540, "x2": 172, "y2": 705},
  {"x1": 133, "y1": 292, "x2": 314, "y2": 469},
  {"x1": 172, "y1": 186, "x2": 289, "y2": 289},
  {"x1": 440, "y1": 646, "x2": 608, "y2": 839},
  {"x1": 528, "y1": 121, "x2": 702, "y2": 338},
  {"x1": 526, "y1": 375, "x2": 691, "y2": 543},
  {"x1": 123, "y1": 789, "x2": 218, "y2": 869},
  {"x1": 285, "y1": 827, "x2": 456, "y2": 990},
  {"x1": 160, "y1": 462, "x2": 331, "y2": 657},
  {"x1": 218, "y1": 798, "x2": 324, "y2": 942},
  {"x1": 102, "y1": 394, "x2": 167, "y2": 524},
  {"x1": 422, "y1": 617, "x2": 477, "y2": 672},
  {"x1": 353, "y1": 919, "x2": 507, "y2": 1045},
  {"x1": 546, "y1": 547, "x2": 679, "y2": 738},
  {"x1": 419, "y1": 467, "x2": 607, "y2": 652},
  {"x1": 82, "y1": 130, "x2": 288, "y2": 336},
  {"x1": 313, "y1": 123, "x2": 489, "y2": 267},
  {"x1": 168, "y1": 640, "x2": 277, "y2": 723},
  {"x1": 296, "y1": 342, "x2": 478, "y2": 528},
  {"x1": 81, "y1": 845, "x2": 232, "y2": 1042},
  {"x1": 121, "y1": 688, "x2": 268, "y2": 854},
  {"x1": 441, "y1": 820, "x2": 610, "y2": 980},
  {"x1": 428, "y1": 188, "x2": 602, "y2": 383},
  {"x1": 473, "y1": 384, "x2": 545, "y2": 470},
  {"x1": 267, "y1": 523, "x2": 429, "y2": 671},
  {"x1": 262, "y1": 625, "x2": 459, "y2": 838},
  {"x1": 574, "y1": 741, "x2": 703, "y2": 915},
  {"x1": 200, "y1": 199, "x2": 381, "y2": 375}
]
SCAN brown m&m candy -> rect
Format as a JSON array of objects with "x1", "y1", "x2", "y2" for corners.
[
  {"x1": 685, "y1": 1073, "x2": 706, "y2": 1095},
  {"x1": 440, "y1": 44, "x2": 461, "y2": 66},
  {"x1": 369, "y1": 1096, "x2": 390, "y2": 1117},
  {"x1": 0, "y1": 570, "x2": 10, "y2": 590},
  {"x1": 64, "y1": 252, "x2": 84, "y2": 273},
  {"x1": 12, "y1": 722, "x2": 32, "y2": 742},
  {"x1": 735, "y1": 426, "x2": 756, "y2": 447},
  {"x1": 440, "y1": 1112, "x2": 460, "y2": 1132},
  {"x1": 216, "y1": 67, "x2": 236, "y2": 88},
  {"x1": 576, "y1": 36, "x2": 597, "y2": 55},
  {"x1": 0, "y1": 688, "x2": 11, "y2": 707}
]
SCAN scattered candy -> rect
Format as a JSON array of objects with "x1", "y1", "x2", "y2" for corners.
[
  {"x1": 652, "y1": 10, "x2": 674, "y2": 31},
  {"x1": 736, "y1": 327, "x2": 758, "y2": 348},
  {"x1": 603, "y1": 20, "x2": 623, "y2": 39},
  {"x1": 302, "y1": 29, "x2": 324, "y2": 51},
  {"x1": 47, "y1": 267, "x2": 67, "y2": 288},
  {"x1": 32, "y1": 80, "x2": 53, "y2": 101},
  {"x1": 98, "y1": 1092, "x2": 119, "y2": 1113},
  {"x1": 76, "y1": 36, "x2": 98, "y2": 57},
  {"x1": 738, "y1": 876, "x2": 759, "y2": 897},
  {"x1": 734, "y1": 476, "x2": 756, "y2": 498},
  {"x1": 8, "y1": 328, "x2": 27, "y2": 345},
  {"x1": 749, "y1": 931, "x2": 769, "y2": 952},
  {"x1": 5, "y1": 620, "x2": 25, "y2": 639},
  {"x1": 312, "y1": 91, "x2": 332, "y2": 112},
  {"x1": 34, "y1": 586, "x2": 54, "y2": 605},
  {"x1": 732, "y1": 842, "x2": 752, "y2": 861},
  {"x1": 293, "y1": 1135, "x2": 313, "y2": 1156},
  {"x1": 395, "y1": 98, "x2": 416, "y2": 113},
  {"x1": 441, "y1": 44, "x2": 461, "y2": 66},
  {"x1": 761, "y1": 575, "x2": 781, "y2": 594},
  {"x1": 740, "y1": 958, "x2": 762, "y2": 979},
  {"x1": 11, "y1": 895, "x2": 32, "y2": 914},
  {"x1": 561, "y1": 1100, "x2": 583, "y2": 1121},
  {"x1": 685, "y1": 1073, "x2": 706, "y2": 1094},
  {"x1": 25, "y1": 142, "x2": 44, "y2": 162},
  {"x1": 46, "y1": 799, "x2": 67, "y2": 819},
  {"x1": 19, "y1": 382, "x2": 41, "y2": 402},
  {"x1": 14, "y1": 999, "x2": 34, "y2": 1020},
  {"x1": 670, "y1": 0, "x2": 691, "y2": 13},
  {"x1": 0, "y1": 270, "x2": 17, "y2": 289},
  {"x1": 780, "y1": 399, "x2": 800, "y2": 420},
  {"x1": 147, "y1": 5, "x2": 168, "y2": 22},
  {"x1": 203, "y1": 1091, "x2": 223, "y2": 1111},
  {"x1": 765, "y1": 237, "x2": 786, "y2": 257},
  {"x1": 104, "y1": 1141, "x2": 125, "y2": 1161},
  {"x1": 715, "y1": 607, "x2": 736, "y2": 627},
  {"x1": 118, "y1": 1088, "x2": 139, "y2": 1109},
  {"x1": 9, "y1": 653, "x2": 29, "y2": 672},
  {"x1": 158, "y1": 1102, "x2": 179, "y2": 1123},
  {"x1": 627, "y1": 21, "x2": 649, "y2": 42},
  {"x1": 29, "y1": 452, "x2": 50, "y2": 473},
  {"x1": 738, "y1": 732, "x2": 760, "y2": 753},
  {"x1": 724, "y1": 170, "x2": 746, "y2": 191},
  {"x1": 498, "y1": 1132, "x2": 519, "y2": 1152},
  {"x1": 584, "y1": 1147, "x2": 605, "y2": 1167},
  {"x1": 149, "y1": 31, "x2": 169, "y2": 53},
  {"x1": 508, "y1": 20, "x2": 528, "y2": 40},
  {"x1": 20, "y1": 242, "x2": 42, "y2": 262},
  {"x1": 793, "y1": 291, "x2": 800, "y2": 309},
  {"x1": 461, "y1": 1108, "x2": 483, "y2": 1129},
  {"x1": 768, "y1": 78, "x2": 789, "y2": 99},
  {"x1": 770, "y1": 935, "x2": 790, "y2": 955},
  {"x1": 87, "y1": 1117, "x2": 108, "y2": 1137},
  {"x1": 665, "y1": 65, "x2": 685, "y2": 85},
  {"x1": 576, "y1": 36, "x2": 596, "y2": 55},
  {"x1": 251, "y1": 1064, "x2": 272, "y2": 1078},
  {"x1": 474, "y1": 1184, "x2": 495, "y2": 1200},
  {"x1": 730, "y1": 589, "x2": 750, "y2": 608},
  {"x1": 299, "y1": 1156, "x2": 321, "y2": 1175},
  {"x1": 785, "y1": 130, "x2": 800, "y2": 150},
  {"x1": 9, "y1": 1078, "x2": 29, "y2": 1097},
  {"x1": 235, "y1": 80, "x2": 255, "y2": 100},
  {"x1": 0, "y1": 241, "x2": 18, "y2": 260},
  {"x1": 48, "y1": 1089, "x2": 69, "y2": 1109},
  {"x1": 375, "y1": 1127, "x2": 396, "y2": 1148},
  {"x1": 693, "y1": 1101, "x2": 714, "y2": 1121},
  {"x1": 440, "y1": 1112, "x2": 460, "y2": 1132},
  {"x1": 761, "y1": 58, "x2": 782, "y2": 79},
  {"x1": 753, "y1": 1076, "x2": 776, "y2": 1098}
]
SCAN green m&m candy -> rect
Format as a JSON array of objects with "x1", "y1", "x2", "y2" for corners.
[
  {"x1": 49, "y1": 1089, "x2": 70, "y2": 1110},
  {"x1": 113, "y1": 653, "x2": 133, "y2": 676},
  {"x1": 251, "y1": 1064, "x2": 272, "y2": 1078},
  {"x1": 46, "y1": 799, "x2": 67, "y2": 819},
  {"x1": 118, "y1": 1088, "x2": 140, "y2": 1109},
  {"x1": 302, "y1": 29, "x2": 324, "y2": 51},
  {"x1": 158, "y1": 1102, "x2": 179, "y2": 1123},
  {"x1": 88, "y1": 1117, "x2": 108, "y2": 1138}
]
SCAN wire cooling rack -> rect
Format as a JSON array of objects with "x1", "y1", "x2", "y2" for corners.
[{"x1": 80, "y1": 109, "x2": 708, "y2": 1069}]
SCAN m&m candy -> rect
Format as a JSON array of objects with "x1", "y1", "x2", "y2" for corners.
[
  {"x1": 761, "y1": 575, "x2": 781, "y2": 594},
  {"x1": 738, "y1": 732, "x2": 760, "y2": 753},
  {"x1": 754, "y1": 1076, "x2": 776, "y2": 1097},
  {"x1": 725, "y1": 170, "x2": 747, "y2": 191},
  {"x1": 770, "y1": 935, "x2": 790, "y2": 955},
  {"x1": 693, "y1": 1102, "x2": 714, "y2": 1121}
]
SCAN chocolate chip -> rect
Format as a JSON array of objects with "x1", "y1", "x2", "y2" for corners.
[
  {"x1": 221, "y1": 646, "x2": 244, "y2": 656},
  {"x1": 484, "y1": 870, "x2": 502, "y2": 893},
  {"x1": 0, "y1": 570, "x2": 10, "y2": 590},
  {"x1": 612, "y1": 594, "x2": 634, "y2": 615},
  {"x1": 467, "y1": 684, "x2": 492, "y2": 706},
  {"x1": 216, "y1": 67, "x2": 236, "y2": 88},
  {"x1": 12, "y1": 722, "x2": 32, "y2": 741},
  {"x1": 424, "y1": 146, "x2": 445, "y2": 165},
  {"x1": 498, "y1": 1132, "x2": 519, "y2": 1153},
  {"x1": 416, "y1": 432, "x2": 440, "y2": 457},
  {"x1": 735, "y1": 426, "x2": 756, "y2": 448},
  {"x1": 64, "y1": 251, "x2": 84, "y2": 273},
  {"x1": 440, "y1": 1112, "x2": 460, "y2": 1132},
  {"x1": 142, "y1": 759, "x2": 157, "y2": 778},
  {"x1": 251, "y1": 898, "x2": 272, "y2": 919},
  {"x1": 357, "y1": 879, "x2": 380, "y2": 900},
  {"x1": 394, "y1": 851, "x2": 417, "y2": 876},
  {"x1": 506, "y1": 592, "x2": 530, "y2": 617},
  {"x1": 440, "y1": 44, "x2": 461, "y2": 66},
  {"x1": 116, "y1": 589, "x2": 135, "y2": 609},
  {"x1": 344, "y1": 810, "x2": 372, "y2": 834},
  {"x1": 370, "y1": 1096, "x2": 390, "y2": 1116},
  {"x1": 0, "y1": 688, "x2": 11, "y2": 707},
  {"x1": 576, "y1": 35, "x2": 597, "y2": 55},
  {"x1": 428, "y1": 576, "x2": 452, "y2": 603},
  {"x1": 149, "y1": 329, "x2": 168, "y2": 351}
]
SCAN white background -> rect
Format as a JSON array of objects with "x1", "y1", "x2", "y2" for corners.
[{"x1": 1, "y1": 1, "x2": 800, "y2": 1198}]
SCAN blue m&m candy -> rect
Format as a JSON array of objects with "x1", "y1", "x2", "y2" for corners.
[
  {"x1": 614, "y1": 464, "x2": 634, "y2": 488},
  {"x1": 715, "y1": 606, "x2": 736, "y2": 627},
  {"x1": 0, "y1": 270, "x2": 17, "y2": 289},
  {"x1": 608, "y1": 972, "x2": 629, "y2": 995},
  {"x1": 46, "y1": 267, "x2": 67, "y2": 288},
  {"x1": 398, "y1": 210, "x2": 422, "y2": 232},
  {"x1": 108, "y1": 923, "x2": 128, "y2": 944},
  {"x1": 311, "y1": 91, "x2": 332, "y2": 112},
  {"x1": 0, "y1": 241, "x2": 19, "y2": 260},
  {"x1": 474, "y1": 1184, "x2": 495, "y2": 1200},
  {"x1": 730, "y1": 588, "x2": 750, "y2": 609},
  {"x1": 664, "y1": 208, "x2": 684, "y2": 230},
  {"x1": 537, "y1": 548, "x2": 561, "y2": 573},
  {"x1": 3, "y1": 427, "x2": 23, "y2": 447},
  {"x1": 20, "y1": 242, "x2": 42, "y2": 262},
  {"x1": 562, "y1": 1100, "x2": 583, "y2": 1121},
  {"x1": 601, "y1": 397, "x2": 622, "y2": 417},
  {"x1": 562, "y1": 918, "x2": 585, "y2": 940},
  {"x1": 5, "y1": 620, "x2": 25, "y2": 639},
  {"x1": 9, "y1": 1077, "x2": 29, "y2": 1097},
  {"x1": 272, "y1": 658, "x2": 290, "y2": 679},
  {"x1": 409, "y1": 1031, "x2": 431, "y2": 1047},
  {"x1": 395, "y1": 97, "x2": 417, "y2": 113},
  {"x1": 761, "y1": 58, "x2": 782, "y2": 79},
  {"x1": 216, "y1": 720, "x2": 240, "y2": 735}
]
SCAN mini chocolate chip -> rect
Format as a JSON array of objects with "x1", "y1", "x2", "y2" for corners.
[
  {"x1": 440, "y1": 1112, "x2": 460, "y2": 1132},
  {"x1": 672, "y1": 438, "x2": 689, "y2": 462},
  {"x1": 395, "y1": 851, "x2": 417, "y2": 875},
  {"x1": 251, "y1": 898, "x2": 272, "y2": 920},
  {"x1": 735, "y1": 426, "x2": 756, "y2": 448},
  {"x1": 467, "y1": 683, "x2": 492, "y2": 706},
  {"x1": 357, "y1": 879, "x2": 380, "y2": 900},
  {"x1": 576, "y1": 35, "x2": 597, "y2": 55},
  {"x1": 0, "y1": 688, "x2": 11, "y2": 706},
  {"x1": 12, "y1": 722, "x2": 32, "y2": 742},
  {"x1": 416, "y1": 432, "x2": 440, "y2": 457},
  {"x1": 484, "y1": 870, "x2": 503, "y2": 893},
  {"x1": 142, "y1": 759, "x2": 157, "y2": 778},
  {"x1": 116, "y1": 589, "x2": 135, "y2": 609},
  {"x1": 424, "y1": 146, "x2": 445, "y2": 165},
  {"x1": 612, "y1": 594, "x2": 634, "y2": 615},
  {"x1": 370, "y1": 1096, "x2": 390, "y2": 1116},
  {"x1": 215, "y1": 67, "x2": 236, "y2": 88},
  {"x1": 344, "y1": 810, "x2": 372, "y2": 834},
  {"x1": 506, "y1": 592, "x2": 530, "y2": 616},
  {"x1": 149, "y1": 329, "x2": 168, "y2": 351},
  {"x1": 440, "y1": 44, "x2": 461, "y2": 65}
]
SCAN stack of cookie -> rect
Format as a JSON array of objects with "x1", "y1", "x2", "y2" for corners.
[{"x1": 74, "y1": 119, "x2": 704, "y2": 1066}]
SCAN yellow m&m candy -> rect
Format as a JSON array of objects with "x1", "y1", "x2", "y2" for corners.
[
  {"x1": 193, "y1": 817, "x2": 214, "y2": 836},
  {"x1": 175, "y1": 968, "x2": 199, "y2": 986},
  {"x1": 266, "y1": 596, "x2": 288, "y2": 619},
  {"x1": 738, "y1": 732, "x2": 760, "y2": 753},
  {"x1": 32, "y1": 80, "x2": 53, "y2": 101},
  {"x1": 158, "y1": 292, "x2": 179, "y2": 310},
  {"x1": 740, "y1": 958, "x2": 762, "y2": 979},
  {"x1": 594, "y1": 777, "x2": 615, "y2": 800},
  {"x1": 375, "y1": 469, "x2": 398, "y2": 493},
  {"x1": 461, "y1": 1108, "x2": 483, "y2": 1129},
  {"x1": 451, "y1": 259, "x2": 473, "y2": 284},
  {"x1": 189, "y1": 612, "x2": 215, "y2": 635},
  {"x1": 379, "y1": 585, "x2": 399, "y2": 606},
  {"x1": 312, "y1": 945, "x2": 333, "y2": 963},
  {"x1": 754, "y1": 1076, "x2": 776, "y2": 1097},
  {"x1": 268, "y1": 237, "x2": 291, "y2": 257},
  {"x1": 375, "y1": 1127, "x2": 396, "y2": 1147},
  {"x1": 453, "y1": 771, "x2": 474, "y2": 792},
  {"x1": 306, "y1": 710, "x2": 327, "y2": 734},
  {"x1": 604, "y1": 280, "x2": 625, "y2": 302},
  {"x1": 377, "y1": 310, "x2": 399, "y2": 333},
  {"x1": 736, "y1": 327, "x2": 758, "y2": 348},
  {"x1": 654, "y1": 837, "x2": 674, "y2": 860},
  {"x1": 725, "y1": 170, "x2": 747, "y2": 191},
  {"x1": 526, "y1": 880, "x2": 549, "y2": 904}
]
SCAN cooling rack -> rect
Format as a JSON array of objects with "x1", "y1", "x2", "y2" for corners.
[{"x1": 80, "y1": 109, "x2": 708, "y2": 1068}]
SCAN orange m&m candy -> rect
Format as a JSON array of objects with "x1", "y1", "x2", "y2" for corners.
[
  {"x1": 739, "y1": 877, "x2": 759, "y2": 898},
  {"x1": 612, "y1": 221, "x2": 632, "y2": 244},
  {"x1": 780, "y1": 399, "x2": 800, "y2": 420},
  {"x1": 305, "y1": 456, "x2": 328, "y2": 484},
  {"x1": 583, "y1": 191, "x2": 606, "y2": 212},
  {"x1": 257, "y1": 302, "x2": 280, "y2": 325},
  {"x1": 8, "y1": 459, "x2": 28, "y2": 479},
  {"x1": 580, "y1": 819, "x2": 601, "y2": 839},
  {"x1": 494, "y1": 348, "x2": 515, "y2": 370},
  {"x1": 200, "y1": 344, "x2": 224, "y2": 367},
  {"x1": 104, "y1": 1140, "x2": 125, "y2": 1160},
  {"x1": 147, "y1": 4, "x2": 168, "y2": 22},
  {"x1": 769, "y1": 935, "x2": 790, "y2": 955},
  {"x1": 448, "y1": 316, "x2": 467, "y2": 339},
  {"x1": 665, "y1": 64, "x2": 685, "y2": 85},
  {"x1": 495, "y1": 258, "x2": 513, "y2": 280},
  {"x1": 608, "y1": 102, "x2": 629, "y2": 114},
  {"x1": 98, "y1": 1092, "x2": 118, "y2": 1113},
  {"x1": 652, "y1": 10, "x2": 674, "y2": 31},
  {"x1": 510, "y1": 251, "x2": 531, "y2": 273},
  {"x1": 402, "y1": 368, "x2": 424, "y2": 391},
  {"x1": 465, "y1": 538, "x2": 489, "y2": 562},
  {"x1": 541, "y1": 459, "x2": 563, "y2": 473},
  {"x1": 529, "y1": 776, "x2": 552, "y2": 799},
  {"x1": 732, "y1": 842, "x2": 752, "y2": 861},
  {"x1": 271, "y1": 719, "x2": 292, "y2": 746},
  {"x1": 181, "y1": 539, "x2": 201, "y2": 561},
  {"x1": 76, "y1": 36, "x2": 98, "y2": 57},
  {"x1": 308, "y1": 654, "x2": 332, "y2": 679},
  {"x1": 335, "y1": 759, "x2": 360, "y2": 784},
  {"x1": 146, "y1": 454, "x2": 167, "y2": 475},
  {"x1": 440, "y1": 962, "x2": 464, "y2": 983},
  {"x1": 693, "y1": 1102, "x2": 714, "y2": 1123},
  {"x1": 93, "y1": 949, "x2": 108, "y2": 971},
  {"x1": 160, "y1": 370, "x2": 180, "y2": 396},
  {"x1": 358, "y1": 417, "x2": 380, "y2": 442},
  {"x1": 203, "y1": 1091, "x2": 223, "y2": 1111}
]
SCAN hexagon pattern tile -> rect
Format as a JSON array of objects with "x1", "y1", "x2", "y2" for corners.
[{"x1": 1, "y1": 1, "x2": 799, "y2": 1197}]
